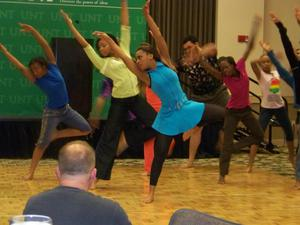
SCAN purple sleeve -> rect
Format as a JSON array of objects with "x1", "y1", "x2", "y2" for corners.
[{"x1": 99, "y1": 78, "x2": 113, "y2": 98}]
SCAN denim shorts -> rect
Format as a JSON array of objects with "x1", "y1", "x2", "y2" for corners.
[{"x1": 36, "y1": 104, "x2": 91, "y2": 149}]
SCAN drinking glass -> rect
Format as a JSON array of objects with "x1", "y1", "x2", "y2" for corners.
[{"x1": 9, "y1": 215, "x2": 52, "y2": 225}]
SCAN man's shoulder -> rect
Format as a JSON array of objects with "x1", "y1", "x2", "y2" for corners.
[{"x1": 33, "y1": 186, "x2": 118, "y2": 206}]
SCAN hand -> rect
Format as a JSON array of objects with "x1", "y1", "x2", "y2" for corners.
[
  {"x1": 182, "y1": 45, "x2": 202, "y2": 66},
  {"x1": 19, "y1": 23, "x2": 34, "y2": 33},
  {"x1": 0, "y1": 43, "x2": 7, "y2": 53},
  {"x1": 269, "y1": 12, "x2": 280, "y2": 23},
  {"x1": 143, "y1": 0, "x2": 150, "y2": 16},
  {"x1": 295, "y1": 7, "x2": 300, "y2": 25},
  {"x1": 259, "y1": 41, "x2": 272, "y2": 53},
  {"x1": 60, "y1": 9, "x2": 73, "y2": 25},
  {"x1": 180, "y1": 55, "x2": 193, "y2": 67}
]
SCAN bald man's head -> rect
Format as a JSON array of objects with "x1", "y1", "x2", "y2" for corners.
[{"x1": 58, "y1": 141, "x2": 95, "y2": 176}]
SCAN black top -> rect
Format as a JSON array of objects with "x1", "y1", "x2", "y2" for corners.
[
  {"x1": 275, "y1": 21, "x2": 300, "y2": 106},
  {"x1": 178, "y1": 56, "x2": 222, "y2": 96}
]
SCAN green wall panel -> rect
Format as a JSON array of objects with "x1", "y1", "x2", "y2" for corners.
[{"x1": 0, "y1": 0, "x2": 146, "y2": 119}]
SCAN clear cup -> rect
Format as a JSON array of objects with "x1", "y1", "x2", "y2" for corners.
[{"x1": 9, "y1": 215, "x2": 52, "y2": 225}]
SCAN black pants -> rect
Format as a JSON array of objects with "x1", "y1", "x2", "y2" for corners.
[
  {"x1": 150, "y1": 103, "x2": 225, "y2": 186},
  {"x1": 219, "y1": 107, "x2": 264, "y2": 176},
  {"x1": 96, "y1": 95, "x2": 157, "y2": 179}
]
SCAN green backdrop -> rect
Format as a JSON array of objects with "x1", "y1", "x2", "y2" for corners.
[{"x1": 0, "y1": 0, "x2": 146, "y2": 119}]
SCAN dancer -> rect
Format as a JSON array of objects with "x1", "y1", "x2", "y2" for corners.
[
  {"x1": 24, "y1": 141, "x2": 132, "y2": 225},
  {"x1": 94, "y1": 0, "x2": 225, "y2": 203},
  {"x1": 61, "y1": 0, "x2": 157, "y2": 185},
  {"x1": 91, "y1": 77, "x2": 174, "y2": 175},
  {"x1": 251, "y1": 41, "x2": 295, "y2": 168},
  {"x1": 143, "y1": 85, "x2": 175, "y2": 175},
  {"x1": 179, "y1": 38, "x2": 228, "y2": 167},
  {"x1": 0, "y1": 24, "x2": 91, "y2": 180},
  {"x1": 89, "y1": 78, "x2": 130, "y2": 155},
  {"x1": 192, "y1": 15, "x2": 264, "y2": 183},
  {"x1": 270, "y1": 10, "x2": 300, "y2": 188}
]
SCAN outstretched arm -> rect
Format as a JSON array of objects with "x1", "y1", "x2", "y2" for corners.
[
  {"x1": 250, "y1": 58, "x2": 261, "y2": 81},
  {"x1": 19, "y1": 23, "x2": 56, "y2": 65},
  {"x1": 93, "y1": 31, "x2": 150, "y2": 85},
  {"x1": 270, "y1": 12, "x2": 298, "y2": 70},
  {"x1": 260, "y1": 41, "x2": 294, "y2": 88},
  {"x1": 143, "y1": 0, "x2": 175, "y2": 70},
  {"x1": 295, "y1": 7, "x2": 300, "y2": 25},
  {"x1": 61, "y1": 10, "x2": 107, "y2": 71},
  {"x1": 198, "y1": 44, "x2": 222, "y2": 80},
  {"x1": 250, "y1": 40, "x2": 268, "y2": 81},
  {"x1": 0, "y1": 43, "x2": 35, "y2": 82},
  {"x1": 60, "y1": 10, "x2": 89, "y2": 48},
  {"x1": 183, "y1": 43, "x2": 222, "y2": 80},
  {"x1": 242, "y1": 15, "x2": 262, "y2": 60},
  {"x1": 120, "y1": 0, "x2": 129, "y2": 26}
]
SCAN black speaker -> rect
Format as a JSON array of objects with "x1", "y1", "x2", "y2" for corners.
[{"x1": 51, "y1": 38, "x2": 93, "y2": 118}]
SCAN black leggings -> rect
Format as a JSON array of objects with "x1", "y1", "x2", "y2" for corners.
[
  {"x1": 96, "y1": 95, "x2": 157, "y2": 180},
  {"x1": 150, "y1": 103, "x2": 225, "y2": 186}
]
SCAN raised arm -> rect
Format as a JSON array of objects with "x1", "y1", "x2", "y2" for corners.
[
  {"x1": 93, "y1": 31, "x2": 150, "y2": 85},
  {"x1": 119, "y1": 0, "x2": 131, "y2": 55},
  {"x1": 60, "y1": 10, "x2": 89, "y2": 48},
  {"x1": 249, "y1": 40, "x2": 267, "y2": 81},
  {"x1": 19, "y1": 23, "x2": 56, "y2": 64},
  {"x1": 242, "y1": 15, "x2": 262, "y2": 60},
  {"x1": 295, "y1": 7, "x2": 300, "y2": 25},
  {"x1": 270, "y1": 12, "x2": 298, "y2": 70},
  {"x1": 120, "y1": 0, "x2": 129, "y2": 26},
  {"x1": 143, "y1": 0, "x2": 174, "y2": 70},
  {"x1": 184, "y1": 43, "x2": 222, "y2": 80},
  {"x1": 250, "y1": 58, "x2": 261, "y2": 81},
  {"x1": 0, "y1": 43, "x2": 35, "y2": 82},
  {"x1": 260, "y1": 41, "x2": 294, "y2": 88}
]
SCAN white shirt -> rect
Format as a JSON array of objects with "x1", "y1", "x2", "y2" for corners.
[{"x1": 259, "y1": 69, "x2": 284, "y2": 109}]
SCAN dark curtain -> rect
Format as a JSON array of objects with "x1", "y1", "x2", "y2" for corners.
[
  {"x1": 149, "y1": 0, "x2": 216, "y2": 61},
  {"x1": 51, "y1": 38, "x2": 93, "y2": 118}
]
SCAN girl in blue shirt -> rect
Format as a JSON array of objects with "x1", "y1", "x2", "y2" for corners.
[{"x1": 0, "y1": 24, "x2": 91, "y2": 180}]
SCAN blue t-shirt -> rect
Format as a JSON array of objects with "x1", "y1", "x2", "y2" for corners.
[{"x1": 35, "y1": 64, "x2": 69, "y2": 109}]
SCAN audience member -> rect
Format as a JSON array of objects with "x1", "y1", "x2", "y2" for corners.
[{"x1": 23, "y1": 140, "x2": 132, "y2": 225}]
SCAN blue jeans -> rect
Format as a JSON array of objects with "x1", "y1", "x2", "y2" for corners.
[
  {"x1": 36, "y1": 104, "x2": 91, "y2": 149},
  {"x1": 259, "y1": 107, "x2": 294, "y2": 141}
]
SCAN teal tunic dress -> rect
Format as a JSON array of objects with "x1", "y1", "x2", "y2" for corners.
[{"x1": 148, "y1": 62, "x2": 205, "y2": 135}]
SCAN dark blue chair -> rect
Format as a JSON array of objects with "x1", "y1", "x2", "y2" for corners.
[{"x1": 169, "y1": 209, "x2": 241, "y2": 225}]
